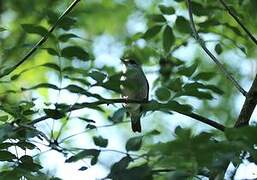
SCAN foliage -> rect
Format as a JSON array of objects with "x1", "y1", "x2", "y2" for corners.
[{"x1": 0, "y1": 0, "x2": 257, "y2": 179}]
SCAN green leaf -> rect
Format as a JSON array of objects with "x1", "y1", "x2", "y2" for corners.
[
  {"x1": 143, "y1": 25, "x2": 162, "y2": 40},
  {"x1": 16, "y1": 141, "x2": 36, "y2": 150},
  {"x1": 191, "y1": 2, "x2": 209, "y2": 16},
  {"x1": 143, "y1": 100, "x2": 192, "y2": 114},
  {"x1": 65, "y1": 149, "x2": 100, "y2": 163},
  {"x1": 58, "y1": 33, "x2": 80, "y2": 42},
  {"x1": 19, "y1": 155, "x2": 43, "y2": 172},
  {"x1": 163, "y1": 25, "x2": 175, "y2": 53},
  {"x1": 61, "y1": 46, "x2": 89, "y2": 60},
  {"x1": 93, "y1": 136, "x2": 108, "y2": 148},
  {"x1": 126, "y1": 136, "x2": 143, "y2": 151},
  {"x1": 177, "y1": 63, "x2": 198, "y2": 77},
  {"x1": 45, "y1": 48, "x2": 59, "y2": 56},
  {"x1": 78, "y1": 117, "x2": 95, "y2": 123},
  {"x1": 215, "y1": 43, "x2": 223, "y2": 54},
  {"x1": 21, "y1": 24, "x2": 48, "y2": 36},
  {"x1": 0, "y1": 150, "x2": 16, "y2": 162},
  {"x1": 64, "y1": 84, "x2": 103, "y2": 99},
  {"x1": 108, "y1": 156, "x2": 133, "y2": 176},
  {"x1": 59, "y1": 16, "x2": 76, "y2": 30},
  {"x1": 78, "y1": 166, "x2": 88, "y2": 171},
  {"x1": 110, "y1": 108, "x2": 126, "y2": 123},
  {"x1": 0, "y1": 143, "x2": 13, "y2": 149},
  {"x1": 100, "y1": 73, "x2": 122, "y2": 93},
  {"x1": 175, "y1": 16, "x2": 191, "y2": 34},
  {"x1": 159, "y1": 5, "x2": 175, "y2": 15},
  {"x1": 193, "y1": 72, "x2": 216, "y2": 81},
  {"x1": 0, "y1": 27, "x2": 6, "y2": 32},
  {"x1": 183, "y1": 82, "x2": 223, "y2": 95},
  {"x1": 155, "y1": 87, "x2": 171, "y2": 101},
  {"x1": 88, "y1": 71, "x2": 107, "y2": 82},
  {"x1": 148, "y1": 14, "x2": 166, "y2": 22},
  {"x1": 86, "y1": 124, "x2": 97, "y2": 129},
  {"x1": 167, "y1": 78, "x2": 183, "y2": 92},
  {"x1": 0, "y1": 115, "x2": 8, "y2": 122},
  {"x1": 177, "y1": 88, "x2": 213, "y2": 100},
  {"x1": 44, "y1": 109, "x2": 65, "y2": 119},
  {"x1": 41, "y1": 63, "x2": 61, "y2": 71}
]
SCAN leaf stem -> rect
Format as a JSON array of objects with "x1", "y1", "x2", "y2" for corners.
[
  {"x1": 187, "y1": 0, "x2": 247, "y2": 96},
  {"x1": 0, "y1": 0, "x2": 81, "y2": 78}
]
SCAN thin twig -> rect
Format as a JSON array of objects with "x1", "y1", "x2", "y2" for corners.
[
  {"x1": 218, "y1": 0, "x2": 257, "y2": 46},
  {"x1": 187, "y1": 0, "x2": 247, "y2": 96},
  {"x1": 59, "y1": 121, "x2": 130, "y2": 144},
  {"x1": 0, "y1": 0, "x2": 81, "y2": 78}
]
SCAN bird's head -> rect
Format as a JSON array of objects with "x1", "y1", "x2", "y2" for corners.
[{"x1": 121, "y1": 58, "x2": 140, "y2": 68}]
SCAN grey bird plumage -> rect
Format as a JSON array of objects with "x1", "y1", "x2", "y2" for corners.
[{"x1": 120, "y1": 59, "x2": 149, "y2": 132}]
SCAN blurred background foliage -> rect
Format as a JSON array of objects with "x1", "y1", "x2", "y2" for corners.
[{"x1": 0, "y1": 0, "x2": 257, "y2": 179}]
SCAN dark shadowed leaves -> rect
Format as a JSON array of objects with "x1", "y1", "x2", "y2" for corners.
[
  {"x1": 155, "y1": 87, "x2": 171, "y2": 101},
  {"x1": 148, "y1": 14, "x2": 166, "y2": 22},
  {"x1": 65, "y1": 149, "x2": 100, "y2": 163},
  {"x1": 163, "y1": 25, "x2": 175, "y2": 53},
  {"x1": 193, "y1": 72, "x2": 216, "y2": 81},
  {"x1": 19, "y1": 155, "x2": 43, "y2": 172},
  {"x1": 177, "y1": 63, "x2": 197, "y2": 77},
  {"x1": 159, "y1": 5, "x2": 175, "y2": 15},
  {"x1": 93, "y1": 136, "x2": 108, "y2": 148},
  {"x1": 110, "y1": 108, "x2": 126, "y2": 123},
  {"x1": 58, "y1": 33, "x2": 80, "y2": 42},
  {"x1": 126, "y1": 136, "x2": 143, "y2": 151},
  {"x1": 21, "y1": 24, "x2": 48, "y2": 36},
  {"x1": 44, "y1": 109, "x2": 65, "y2": 119},
  {"x1": 88, "y1": 71, "x2": 107, "y2": 83},
  {"x1": 175, "y1": 16, "x2": 191, "y2": 34},
  {"x1": 61, "y1": 46, "x2": 89, "y2": 60},
  {"x1": 215, "y1": 43, "x2": 223, "y2": 54},
  {"x1": 0, "y1": 150, "x2": 16, "y2": 162}
]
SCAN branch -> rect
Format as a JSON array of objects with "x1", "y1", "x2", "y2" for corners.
[
  {"x1": 218, "y1": 0, "x2": 257, "y2": 46},
  {"x1": 0, "y1": 0, "x2": 81, "y2": 79},
  {"x1": 235, "y1": 74, "x2": 257, "y2": 127},
  {"x1": 29, "y1": 98, "x2": 225, "y2": 131},
  {"x1": 184, "y1": 112, "x2": 225, "y2": 131},
  {"x1": 187, "y1": 0, "x2": 247, "y2": 96}
]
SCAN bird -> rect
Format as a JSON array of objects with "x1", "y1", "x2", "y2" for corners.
[{"x1": 120, "y1": 58, "x2": 149, "y2": 132}]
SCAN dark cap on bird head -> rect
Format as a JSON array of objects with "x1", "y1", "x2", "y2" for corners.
[{"x1": 121, "y1": 58, "x2": 139, "y2": 65}]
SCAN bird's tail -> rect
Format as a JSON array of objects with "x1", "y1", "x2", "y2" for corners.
[{"x1": 131, "y1": 114, "x2": 141, "y2": 132}]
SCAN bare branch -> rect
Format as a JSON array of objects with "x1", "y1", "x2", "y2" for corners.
[
  {"x1": 235, "y1": 74, "x2": 257, "y2": 127},
  {"x1": 29, "y1": 98, "x2": 225, "y2": 132},
  {"x1": 0, "y1": 0, "x2": 81, "y2": 79},
  {"x1": 187, "y1": 0, "x2": 247, "y2": 96},
  {"x1": 218, "y1": 0, "x2": 257, "y2": 46}
]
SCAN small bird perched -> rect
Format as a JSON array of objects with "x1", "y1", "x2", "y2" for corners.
[{"x1": 120, "y1": 59, "x2": 149, "y2": 132}]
